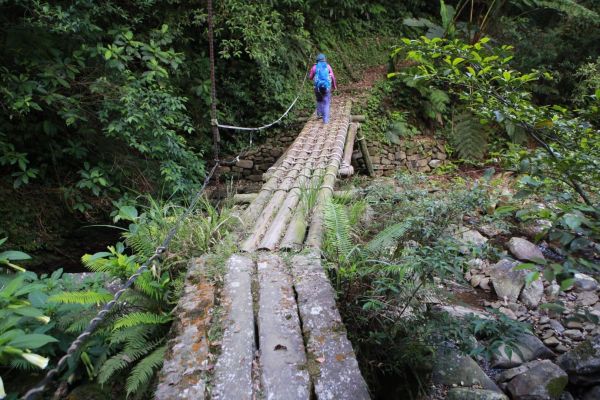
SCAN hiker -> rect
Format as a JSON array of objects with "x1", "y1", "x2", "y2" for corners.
[{"x1": 309, "y1": 53, "x2": 337, "y2": 124}]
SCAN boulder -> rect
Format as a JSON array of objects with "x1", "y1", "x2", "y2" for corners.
[
  {"x1": 577, "y1": 292, "x2": 599, "y2": 307},
  {"x1": 432, "y1": 347, "x2": 502, "y2": 392},
  {"x1": 574, "y1": 273, "x2": 599, "y2": 292},
  {"x1": 520, "y1": 279, "x2": 544, "y2": 308},
  {"x1": 492, "y1": 334, "x2": 555, "y2": 368},
  {"x1": 434, "y1": 304, "x2": 493, "y2": 320},
  {"x1": 520, "y1": 219, "x2": 552, "y2": 239},
  {"x1": 428, "y1": 159, "x2": 442, "y2": 168},
  {"x1": 460, "y1": 229, "x2": 489, "y2": 253},
  {"x1": 557, "y1": 335, "x2": 600, "y2": 385},
  {"x1": 507, "y1": 237, "x2": 545, "y2": 262},
  {"x1": 489, "y1": 259, "x2": 526, "y2": 303},
  {"x1": 504, "y1": 360, "x2": 568, "y2": 400},
  {"x1": 447, "y1": 388, "x2": 508, "y2": 400}
]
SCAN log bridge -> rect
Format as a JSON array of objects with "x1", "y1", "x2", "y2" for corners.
[{"x1": 156, "y1": 99, "x2": 371, "y2": 399}]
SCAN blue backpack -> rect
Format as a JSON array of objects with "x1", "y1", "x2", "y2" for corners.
[{"x1": 314, "y1": 61, "x2": 331, "y2": 93}]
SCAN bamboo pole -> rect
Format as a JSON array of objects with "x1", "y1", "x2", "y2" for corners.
[
  {"x1": 357, "y1": 135, "x2": 374, "y2": 176},
  {"x1": 351, "y1": 115, "x2": 366, "y2": 122},
  {"x1": 338, "y1": 122, "x2": 359, "y2": 177},
  {"x1": 234, "y1": 190, "x2": 359, "y2": 205}
]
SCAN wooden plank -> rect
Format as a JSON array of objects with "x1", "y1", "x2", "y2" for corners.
[
  {"x1": 290, "y1": 253, "x2": 370, "y2": 400},
  {"x1": 212, "y1": 255, "x2": 256, "y2": 400},
  {"x1": 257, "y1": 254, "x2": 310, "y2": 399}
]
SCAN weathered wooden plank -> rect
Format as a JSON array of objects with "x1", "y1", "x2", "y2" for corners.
[
  {"x1": 257, "y1": 254, "x2": 310, "y2": 399},
  {"x1": 156, "y1": 257, "x2": 214, "y2": 400},
  {"x1": 212, "y1": 255, "x2": 256, "y2": 400},
  {"x1": 291, "y1": 253, "x2": 370, "y2": 400}
]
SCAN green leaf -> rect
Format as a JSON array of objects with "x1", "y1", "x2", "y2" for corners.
[
  {"x1": 0, "y1": 251, "x2": 31, "y2": 261},
  {"x1": 514, "y1": 263, "x2": 537, "y2": 271},
  {"x1": 9, "y1": 334, "x2": 58, "y2": 349},
  {"x1": 502, "y1": 71, "x2": 511, "y2": 81},
  {"x1": 452, "y1": 57, "x2": 465, "y2": 66},
  {"x1": 117, "y1": 206, "x2": 138, "y2": 222},
  {"x1": 560, "y1": 278, "x2": 575, "y2": 291}
]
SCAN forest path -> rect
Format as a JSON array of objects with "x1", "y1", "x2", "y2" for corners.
[{"x1": 156, "y1": 98, "x2": 371, "y2": 399}]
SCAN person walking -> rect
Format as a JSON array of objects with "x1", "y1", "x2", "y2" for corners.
[{"x1": 309, "y1": 53, "x2": 337, "y2": 124}]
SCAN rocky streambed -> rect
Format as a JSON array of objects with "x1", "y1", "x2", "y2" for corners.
[{"x1": 430, "y1": 227, "x2": 600, "y2": 400}]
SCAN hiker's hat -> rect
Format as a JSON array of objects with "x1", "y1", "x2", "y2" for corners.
[{"x1": 316, "y1": 53, "x2": 326, "y2": 62}]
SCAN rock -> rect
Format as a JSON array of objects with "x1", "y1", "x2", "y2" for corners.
[
  {"x1": 578, "y1": 292, "x2": 599, "y2": 307},
  {"x1": 66, "y1": 384, "x2": 111, "y2": 400},
  {"x1": 574, "y1": 273, "x2": 599, "y2": 292},
  {"x1": 490, "y1": 259, "x2": 526, "y2": 303},
  {"x1": 499, "y1": 307, "x2": 518, "y2": 320},
  {"x1": 549, "y1": 320, "x2": 565, "y2": 334},
  {"x1": 492, "y1": 334, "x2": 555, "y2": 368},
  {"x1": 434, "y1": 304, "x2": 494, "y2": 320},
  {"x1": 235, "y1": 159, "x2": 254, "y2": 169},
  {"x1": 520, "y1": 279, "x2": 544, "y2": 308},
  {"x1": 557, "y1": 335, "x2": 600, "y2": 385},
  {"x1": 480, "y1": 277, "x2": 491, "y2": 291},
  {"x1": 477, "y1": 224, "x2": 509, "y2": 238},
  {"x1": 462, "y1": 229, "x2": 489, "y2": 248},
  {"x1": 471, "y1": 274, "x2": 484, "y2": 288},
  {"x1": 582, "y1": 385, "x2": 600, "y2": 400},
  {"x1": 520, "y1": 219, "x2": 552, "y2": 239},
  {"x1": 544, "y1": 337, "x2": 560, "y2": 347},
  {"x1": 563, "y1": 329, "x2": 584, "y2": 341},
  {"x1": 559, "y1": 391, "x2": 575, "y2": 400},
  {"x1": 432, "y1": 347, "x2": 502, "y2": 392},
  {"x1": 507, "y1": 237, "x2": 546, "y2": 262},
  {"x1": 428, "y1": 159, "x2": 442, "y2": 168},
  {"x1": 546, "y1": 284, "x2": 561, "y2": 301},
  {"x1": 566, "y1": 321, "x2": 584, "y2": 329},
  {"x1": 505, "y1": 360, "x2": 568, "y2": 400},
  {"x1": 555, "y1": 344, "x2": 569, "y2": 353},
  {"x1": 446, "y1": 388, "x2": 508, "y2": 400}
]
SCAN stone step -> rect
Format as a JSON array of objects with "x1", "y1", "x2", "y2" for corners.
[
  {"x1": 212, "y1": 254, "x2": 256, "y2": 400},
  {"x1": 257, "y1": 253, "x2": 311, "y2": 399},
  {"x1": 291, "y1": 252, "x2": 370, "y2": 400}
]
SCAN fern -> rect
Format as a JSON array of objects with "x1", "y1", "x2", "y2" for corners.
[
  {"x1": 366, "y1": 221, "x2": 412, "y2": 255},
  {"x1": 324, "y1": 200, "x2": 355, "y2": 264},
  {"x1": 125, "y1": 345, "x2": 166, "y2": 397},
  {"x1": 113, "y1": 312, "x2": 172, "y2": 331},
  {"x1": 49, "y1": 290, "x2": 113, "y2": 305},
  {"x1": 451, "y1": 111, "x2": 489, "y2": 160}
]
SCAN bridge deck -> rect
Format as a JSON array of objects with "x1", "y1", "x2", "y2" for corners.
[{"x1": 157, "y1": 99, "x2": 370, "y2": 399}]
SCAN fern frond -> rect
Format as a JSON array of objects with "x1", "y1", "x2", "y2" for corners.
[
  {"x1": 49, "y1": 290, "x2": 113, "y2": 305},
  {"x1": 451, "y1": 111, "x2": 488, "y2": 160},
  {"x1": 134, "y1": 273, "x2": 163, "y2": 301},
  {"x1": 366, "y1": 221, "x2": 412, "y2": 255},
  {"x1": 125, "y1": 345, "x2": 166, "y2": 397},
  {"x1": 113, "y1": 312, "x2": 172, "y2": 331},
  {"x1": 324, "y1": 200, "x2": 355, "y2": 263},
  {"x1": 108, "y1": 325, "x2": 157, "y2": 347},
  {"x1": 348, "y1": 200, "x2": 367, "y2": 226},
  {"x1": 98, "y1": 351, "x2": 135, "y2": 385}
]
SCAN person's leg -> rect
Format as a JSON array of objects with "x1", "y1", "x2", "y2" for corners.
[
  {"x1": 322, "y1": 90, "x2": 332, "y2": 123},
  {"x1": 315, "y1": 88, "x2": 323, "y2": 117}
]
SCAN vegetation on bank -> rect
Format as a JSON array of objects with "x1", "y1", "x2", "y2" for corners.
[{"x1": 1, "y1": 0, "x2": 599, "y2": 398}]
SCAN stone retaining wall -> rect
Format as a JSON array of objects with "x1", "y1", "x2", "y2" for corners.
[
  {"x1": 218, "y1": 131, "x2": 447, "y2": 180},
  {"x1": 359, "y1": 135, "x2": 448, "y2": 176}
]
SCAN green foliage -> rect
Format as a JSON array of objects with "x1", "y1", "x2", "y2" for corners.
[
  {"x1": 48, "y1": 195, "x2": 236, "y2": 397},
  {"x1": 0, "y1": 269, "x2": 103, "y2": 396},
  {"x1": 391, "y1": 36, "x2": 599, "y2": 204},
  {"x1": 451, "y1": 111, "x2": 489, "y2": 160}
]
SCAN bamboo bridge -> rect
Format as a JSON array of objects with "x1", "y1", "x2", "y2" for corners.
[{"x1": 155, "y1": 99, "x2": 371, "y2": 399}]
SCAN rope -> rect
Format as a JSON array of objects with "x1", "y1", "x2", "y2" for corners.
[
  {"x1": 21, "y1": 163, "x2": 219, "y2": 400},
  {"x1": 216, "y1": 59, "x2": 311, "y2": 132}
]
